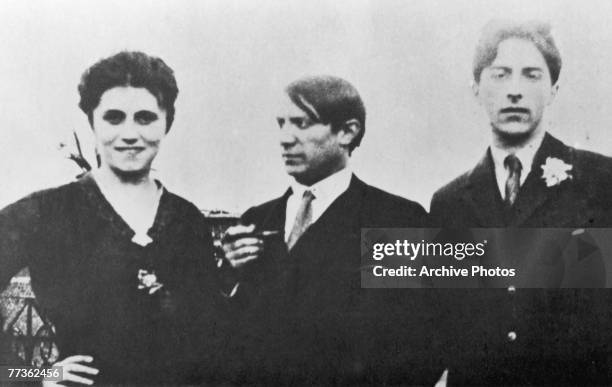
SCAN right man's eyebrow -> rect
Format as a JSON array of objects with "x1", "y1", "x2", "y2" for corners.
[
  {"x1": 488, "y1": 66, "x2": 511, "y2": 71},
  {"x1": 522, "y1": 66, "x2": 544, "y2": 72}
]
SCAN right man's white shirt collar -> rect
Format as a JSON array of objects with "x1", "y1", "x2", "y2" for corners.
[{"x1": 489, "y1": 129, "x2": 545, "y2": 200}]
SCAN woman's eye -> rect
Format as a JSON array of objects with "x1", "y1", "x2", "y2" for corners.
[
  {"x1": 102, "y1": 110, "x2": 126, "y2": 125},
  {"x1": 135, "y1": 111, "x2": 159, "y2": 125}
]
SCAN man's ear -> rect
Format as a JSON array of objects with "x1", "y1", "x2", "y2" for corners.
[
  {"x1": 471, "y1": 80, "x2": 480, "y2": 99},
  {"x1": 337, "y1": 119, "x2": 361, "y2": 148},
  {"x1": 548, "y1": 82, "x2": 560, "y2": 106}
]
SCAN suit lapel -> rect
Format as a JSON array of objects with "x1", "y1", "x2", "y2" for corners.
[
  {"x1": 253, "y1": 179, "x2": 363, "y2": 259},
  {"x1": 289, "y1": 175, "x2": 364, "y2": 258},
  {"x1": 510, "y1": 133, "x2": 572, "y2": 226},
  {"x1": 257, "y1": 188, "x2": 292, "y2": 232},
  {"x1": 463, "y1": 149, "x2": 506, "y2": 226},
  {"x1": 310, "y1": 174, "x2": 364, "y2": 232},
  {"x1": 250, "y1": 189, "x2": 292, "y2": 267},
  {"x1": 279, "y1": 176, "x2": 364, "y2": 304}
]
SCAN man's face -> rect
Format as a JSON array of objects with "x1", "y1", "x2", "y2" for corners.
[
  {"x1": 276, "y1": 96, "x2": 346, "y2": 186},
  {"x1": 92, "y1": 86, "x2": 167, "y2": 178},
  {"x1": 474, "y1": 38, "x2": 558, "y2": 141}
]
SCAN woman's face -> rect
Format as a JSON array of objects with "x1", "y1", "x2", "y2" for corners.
[{"x1": 92, "y1": 86, "x2": 167, "y2": 178}]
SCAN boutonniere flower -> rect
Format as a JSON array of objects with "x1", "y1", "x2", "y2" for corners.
[
  {"x1": 541, "y1": 157, "x2": 573, "y2": 187},
  {"x1": 137, "y1": 269, "x2": 164, "y2": 294}
]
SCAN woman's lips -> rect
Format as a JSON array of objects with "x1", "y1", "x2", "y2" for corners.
[{"x1": 115, "y1": 147, "x2": 145, "y2": 152}]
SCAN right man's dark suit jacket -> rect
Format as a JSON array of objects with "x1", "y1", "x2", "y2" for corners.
[
  {"x1": 227, "y1": 175, "x2": 443, "y2": 385},
  {"x1": 430, "y1": 132, "x2": 612, "y2": 385}
]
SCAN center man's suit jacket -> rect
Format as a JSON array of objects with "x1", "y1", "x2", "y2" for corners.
[
  {"x1": 430, "y1": 132, "x2": 612, "y2": 386},
  {"x1": 227, "y1": 175, "x2": 445, "y2": 385}
]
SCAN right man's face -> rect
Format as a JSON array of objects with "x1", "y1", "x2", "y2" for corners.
[{"x1": 473, "y1": 38, "x2": 558, "y2": 141}]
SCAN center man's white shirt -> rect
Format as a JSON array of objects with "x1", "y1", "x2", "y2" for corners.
[{"x1": 285, "y1": 167, "x2": 353, "y2": 241}]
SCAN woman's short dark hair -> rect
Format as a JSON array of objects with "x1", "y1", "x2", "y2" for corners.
[
  {"x1": 285, "y1": 75, "x2": 366, "y2": 153},
  {"x1": 473, "y1": 20, "x2": 562, "y2": 85},
  {"x1": 78, "y1": 51, "x2": 179, "y2": 131}
]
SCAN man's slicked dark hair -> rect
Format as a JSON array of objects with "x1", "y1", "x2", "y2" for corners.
[
  {"x1": 285, "y1": 75, "x2": 366, "y2": 152},
  {"x1": 473, "y1": 20, "x2": 562, "y2": 85},
  {"x1": 78, "y1": 51, "x2": 179, "y2": 131}
]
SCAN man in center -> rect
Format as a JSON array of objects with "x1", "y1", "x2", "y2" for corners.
[{"x1": 222, "y1": 75, "x2": 441, "y2": 384}]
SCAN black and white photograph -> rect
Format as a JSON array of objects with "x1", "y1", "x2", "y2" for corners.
[{"x1": 2, "y1": 0, "x2": 612, "y2": 385}]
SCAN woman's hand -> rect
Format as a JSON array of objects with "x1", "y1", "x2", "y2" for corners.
[{"x1": 42, "y1": 355, "x2": 99, "y2": 386}]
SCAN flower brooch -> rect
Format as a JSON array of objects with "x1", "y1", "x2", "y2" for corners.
[
  {"x1": 541, "y1": 157, "x2": 573, "y2": 187},
  {"x1": 137, "y1": 269, "x2": 164, "y2": 294}
]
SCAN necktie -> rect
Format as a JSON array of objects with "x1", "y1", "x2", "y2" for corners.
[
  {"x1": 504, "y1": 154, "x2": 522, "y2": 206},
  {"x1": 287, "y1": 190, "x2": 315, "y2": 250}
]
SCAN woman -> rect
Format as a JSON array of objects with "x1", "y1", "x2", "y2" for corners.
[{"x1": 0, "y1": 51, "x2": 224, "y2": 385}]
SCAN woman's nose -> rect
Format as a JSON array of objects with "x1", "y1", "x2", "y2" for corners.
[{"x1": 120, "y1": 122, "x2": 140, "y2": 143}]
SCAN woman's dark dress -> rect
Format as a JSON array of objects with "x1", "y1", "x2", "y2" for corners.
[{"x1": 0, "y1": 174, "x2": 225, "y2": 384}]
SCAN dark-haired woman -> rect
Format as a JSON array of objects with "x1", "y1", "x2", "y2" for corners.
[{"x1": 0, "y1": 51, "x2": 224, "y2": 385}]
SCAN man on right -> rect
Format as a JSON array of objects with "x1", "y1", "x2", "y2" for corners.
[
  {"x1": 430, "y1": 20, "x2": 612, "y2": 385},
  {"x1": 431, "y1": 20, "x2": 612, "y2": 228}
]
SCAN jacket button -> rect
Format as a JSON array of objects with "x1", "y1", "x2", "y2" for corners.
[{"x1": 508, "y1": 331, "x2": 517, "y2": 341}]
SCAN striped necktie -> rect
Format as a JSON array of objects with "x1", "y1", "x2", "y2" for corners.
[
  {"x1": 504, "y1": 154, "x2": 522, "y2": 206},
  {"x1": 287, "y1": 190, "x2": 315, "y2": 250}
]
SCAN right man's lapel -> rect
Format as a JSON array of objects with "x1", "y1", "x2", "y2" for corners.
[
  {"x1": 509, "y1": 133, "x2": 573, "y2": 226},
  {"x1": 462, "y1": 149, "x2": 506, "y2": 226}
]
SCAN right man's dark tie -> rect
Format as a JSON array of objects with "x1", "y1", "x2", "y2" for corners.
[
  {"x1": 504, "y1": 154, "x2": 522, "y2": 206},
  {"x1": 287, "y1": 190, "x2": 315, "y2": 250}
]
